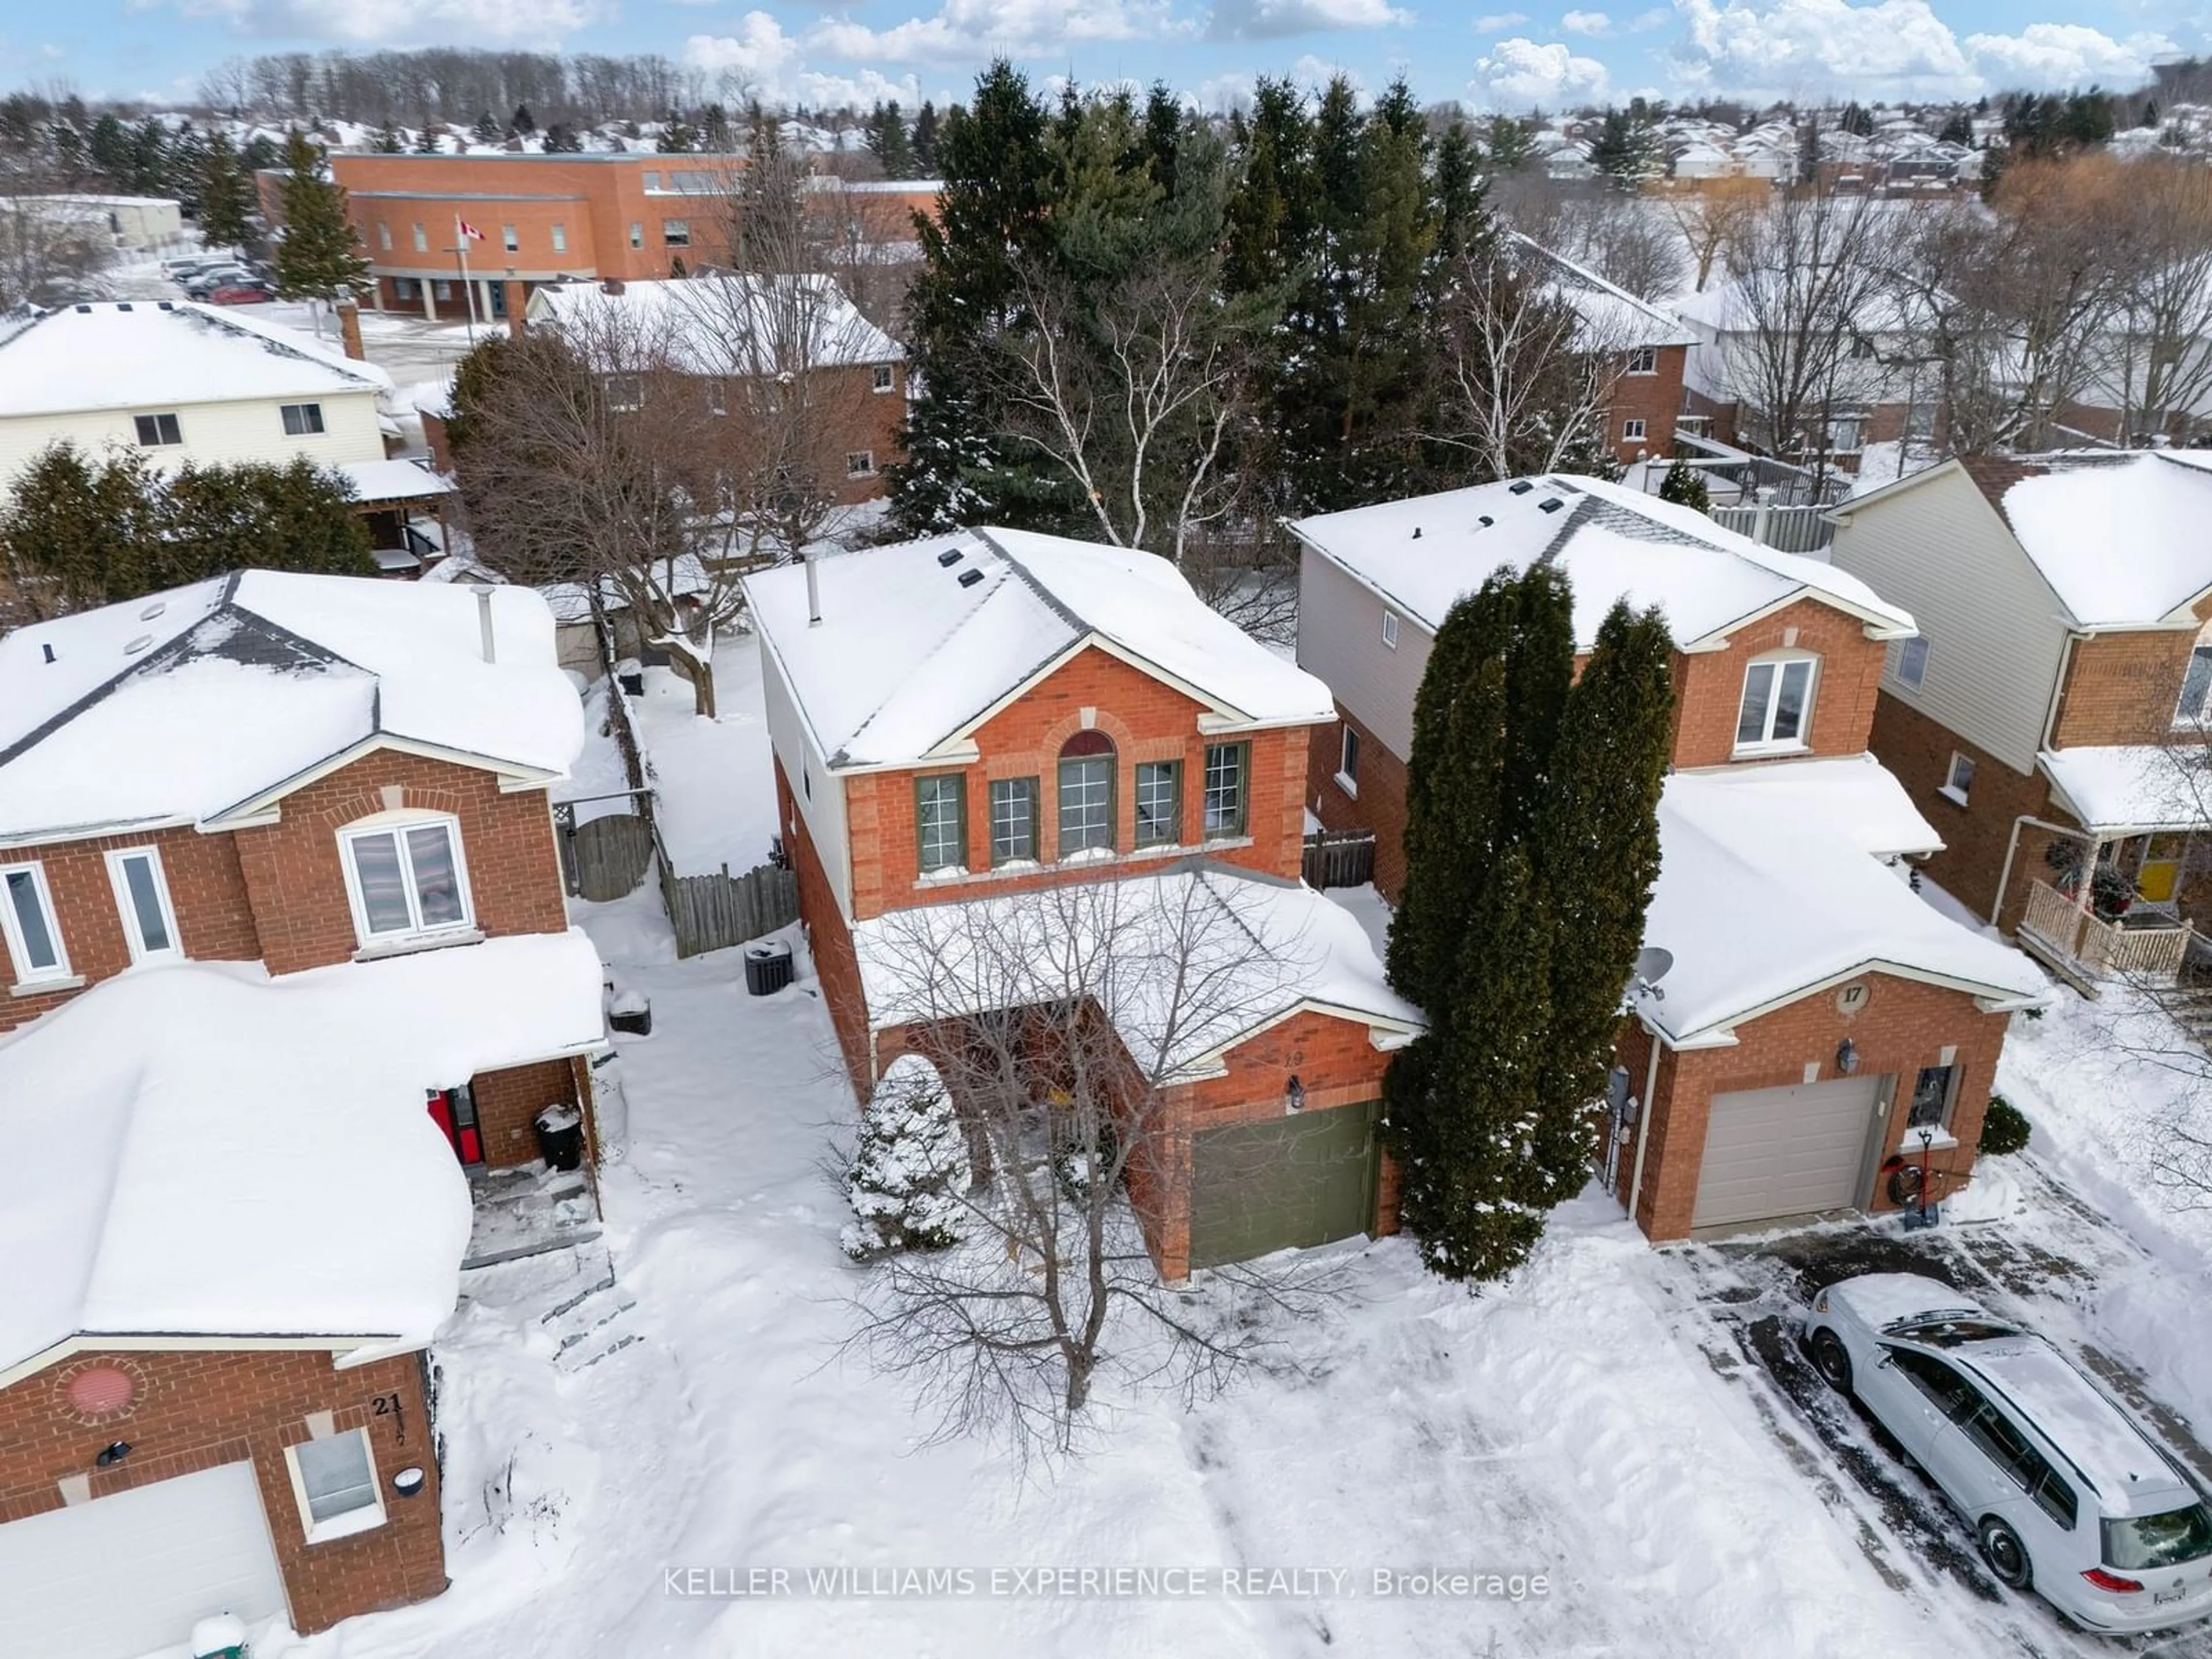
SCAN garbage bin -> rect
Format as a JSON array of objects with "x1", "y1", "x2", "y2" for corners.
[
  {"x1": 192, "y1": 1615, "x2": 248, "y2": 1659},
  {"x1": 533, "y1": 1103, "x2": 585, "y2": 1171},
  {"x1": 608, "y1": 989, "x2": 652, "y2": 1036},
  {"x1": 744, "y1": 940, "x2": 794, "y2": 996}
]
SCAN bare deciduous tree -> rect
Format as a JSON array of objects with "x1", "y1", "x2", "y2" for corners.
[
  {"x1": 844, "y1": 873, "x2": 1339, "y2": 1460},
  {"x1": 0, "y1": 149, "x2": 116, "y2": 309},
  {"x1": 1657, "y1": 177, "x2": 1768, "y2": 293},
  {"x1": 2091, "y1": 157, "x2": 2212, "y2": 446}
]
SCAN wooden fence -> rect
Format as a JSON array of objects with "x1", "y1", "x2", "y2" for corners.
[
  {"x1": 1302, "y1": 829, "x2": 1376, "y2": 891},
  {"x1": 658, "y1": 842, "x2": 801, "y2": 959}
]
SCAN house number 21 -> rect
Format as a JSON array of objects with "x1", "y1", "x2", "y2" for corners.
[{"x1": 372, "y1": 1392, "x2": 406, "y2": 1442}]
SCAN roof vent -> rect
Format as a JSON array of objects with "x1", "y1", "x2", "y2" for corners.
[
  {"x1": 115, "y1": 302, "x2": 132, "y2": 312},
  {"x1": 1539, "y1": 497, "x2": 1564, "y2": 513},
  {"x1": 1411, "y1": 526, "x2": 1422, "y2": 540},
  {"x1": 1478, "y1": 515, "x2": 1494, "y2": 528},
  {"x1": 40, "y1": 642, "x2": 55, "y2": 665},
  {"x1": 957, "y1": 567, "x2": 985, "y2": 588},
  {"x1": 74, "y1": 303, "x2": 92, "y2": 313},
  {"x1": 123, "y1": 634, "x2": 153, "y2": 655},
  {"x1": 936, "y1": 548, "x2": 963, "y2": 567},
  {"x1": 157, "y1": 300, "x2": 174, "y2": 310},
  {"x1": 1509, "y1": 480, "x2": 1534, "y2": 495},
  {"x1": 138, "y1": 601, "x2": 166, "y2": 621}
]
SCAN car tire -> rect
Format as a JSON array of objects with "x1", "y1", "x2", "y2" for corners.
[
  {"x1": 1978, "y1": 1517, "x2": 2033, "y2": 1590},
  {"x1": 1809, "y1": 1327, "x2": 1853, "y2": 1396}
]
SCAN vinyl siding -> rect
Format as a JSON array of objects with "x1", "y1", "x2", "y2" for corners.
[
  {"x1": 1295, "y1": 543, "x2": 1434, "y2": 761},
  {"x1": 0, "y1": 391, "x2": 387, "y2": 496},
  {"x1": 758, "y1": 635, "x2": 853, "y2": 918},
  {"x1": 1828, "y1": 467, "x2": 2070, "y2": 774}
]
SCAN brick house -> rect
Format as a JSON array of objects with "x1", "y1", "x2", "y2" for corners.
[
  {"x1": 1293, "y1": 474, "x2": 2044, "y2": 1241},
  {"x1": 1519, "y1": 234, "x2": 1696, "y2": 466},
  {"x1": 525, "y1": 272, "x2": 907, "y2": 508},
  {"x1": 744, "y1": 529, "x2": 1421, "y2": 1281},
  {"x1": 1828, "y1": 453, "x2": 2212, "y2": 989},
  {"x1": 0, "y1": 571, "x2": 606, "y2": 1650}
]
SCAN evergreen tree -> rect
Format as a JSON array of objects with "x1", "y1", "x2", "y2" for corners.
[
  {"x1": 865, "y1": 100, "x2": 916, "y2": 178},
  {"x1": 372, "y1": 120, "x2": 404, "y2": 154},
  {"x1": 1432, "y1": 119, "x2": 1488, "y2": 266},
  {"x1": 700, "y1": 103, "x2": 732, "y2": 151},
  {"x1": 541, "y1": 122, "x2": 584, "y2": 154},
  {"x1": 1938, "y1": 108, "x2": 1973, "y2": 145},
  {"x1": 656, "y1": 109, "x2": 698, "y2": 153},
  {"x1": 273, "y1": 130, "x2": 370, "y2": 304},
  {"x1": 512, "y1": 103, "x2": 537, "y2": 135},
  {"x1": 470, "y1": 111, "x2": 503, "y2": 146},
  {"x1": 911, "y1": 100, "x2": 941, "y2": 172},
  {"x1": 0, "y1": 444, "x2": 162, "y2": 615},
  {"x1": 196, "y1": 130, "x2": 253, "y2": 250},
  {"x1": 1797, "y1": 113, "x2": 1822, "y2": 185},
  {"x1": 1590, "y1": 106, "x2": 1660, "y2": 187},
  {"x1": 1657, "y1": 459, "x2": 1711, "y2": 510},
  {"x1": 840, "y1": 1055, "x2": 971, "y2": 1259},
  {"x1": 1840, "y1": 101, "x2": 1873, "y2": 138},
  {"x1": 1483, "y1": 113, "x2": 1537, "y2": 172},
  {"x1": 413, "y1": 121, "x2": 442, "y2": 155}
]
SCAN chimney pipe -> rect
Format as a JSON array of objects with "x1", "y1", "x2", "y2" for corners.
[
  {"x1": 805, "y1": 551, "x2": 821, "y2": 628},
  {"x1": 475, "y1": 586, "x2": 497, "y2": 662}
]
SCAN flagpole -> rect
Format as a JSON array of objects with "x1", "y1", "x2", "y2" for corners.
[{"x1": 454, "y1": 214, "x2": 477, "y2": 344}]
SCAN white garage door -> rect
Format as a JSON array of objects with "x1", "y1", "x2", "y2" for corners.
[
  {"x1": 1693, "y1": 1075, "x2": 1884, "y2": 1230},
  {"x1": 0, "y1": 1460, "x2": 288, "y2": 1659}
]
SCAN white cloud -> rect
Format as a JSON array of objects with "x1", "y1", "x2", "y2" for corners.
[
  {"x1": 1195, "y1": 70, "x2": 1259, "y2": 108},
  {"x1": 682, "y1": 13, "x2": 805, "y2": 87},
  {"x1": 1470, "y1": 36, "x2": 1611, "y2": 105},
  {"x1": 1626, "y1": 6, "x2": 1669, "y2": 28},
  {"x1": 794, "y1": 67, "x2": 929, "y2": 108},
  {"x1": 1209, "y1": 0, "x2": 1411, "y2": 38},
  {"x1": 1964, "y1": 22, "x2": 2177, "y2": 93},
  {"x1": 1674, "y1": 0, "x2": 2176, "y2": 101},
  {"x1": 169, "y1": 0, "x2": 607, "y2": 46},
  {"x1": 1474, "y1": 10, "x2": 1528, "y2": 26},
  {"x1": 1561, "y1": 9, "x2": 1612, "y2": 35},
  {"x1": 808, "y1": 0, "x2": 1187, "y2": 64}
]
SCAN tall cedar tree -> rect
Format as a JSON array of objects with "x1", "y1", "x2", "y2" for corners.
[
  {"x1": 274, "y1": 131, "x2": 370, "y2": 302},
  {"x1": 1384, "y1": 569, "x2": 1673, "y2": 1279},
  {"x1": 197, "y1": 130, "x2": 253, "y2": 248}
]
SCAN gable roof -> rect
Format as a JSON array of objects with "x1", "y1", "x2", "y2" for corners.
[
  {"x1": 0, "y1": 571, "x2": 583, "y2": 843},
  {"x1": 1290, "y1": 474, "x2": 1915, "y2": 651},
  {"x1": 1516, "y1": 235, "x2": 1699, "y2": 350},
  {"x1": 745, "y1": 529, "x2": 1335, "y2": 770},
  {"x1": 1635, "y1": 759, "x2": 2045, "y2": 1046},
  {"x1": 1976, "y1": 452, "x2": 2212, "y2": 627},
  {"x1": 0, "y1": 928, "x2": 604, "y2": 1382},
  {"x1": 527, "y1": 272, "x2": 904, "y2": 376},
  {"x1": 0, "y1": 299, "x2": 390, "y2": 421}
]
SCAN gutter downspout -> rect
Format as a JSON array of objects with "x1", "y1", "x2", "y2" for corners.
[{"x1": 1625, "y1": 1018, "x2": 1667, "y2": 1234}]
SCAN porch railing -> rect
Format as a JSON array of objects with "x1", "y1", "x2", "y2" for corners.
[{"x1": 2020, "y1": 878, "x2": 2194, "y2": 982}]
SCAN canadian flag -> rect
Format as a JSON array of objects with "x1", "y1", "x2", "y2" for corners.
[{"x1": 456, "y1": 218, "x2": 486, "y2": 241}]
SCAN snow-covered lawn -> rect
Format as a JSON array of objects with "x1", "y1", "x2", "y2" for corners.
[{"x1": 628, "y1": 636, "x2": 781, "y2": 877}]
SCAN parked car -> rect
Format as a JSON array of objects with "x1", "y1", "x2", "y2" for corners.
[
  {"x1": 1805, "y1": 1273, "x2": 2212, "y2": 1633},
  {"x1": 203, "y1": 284, "x2": 273, "y2": 306},
  {"x1": 185, "y1": 272, "x2": 261, "y2": 300},
  {"x1": 161, "y1": 253, "x2": 233, "y2": 278}
]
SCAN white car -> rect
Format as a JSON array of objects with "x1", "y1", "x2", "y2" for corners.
[{"x1": 1804, "y1": 1272, "x2": 2212, "y2": 1634}]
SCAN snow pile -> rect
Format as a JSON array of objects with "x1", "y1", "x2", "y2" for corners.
[
  {"x1": 1291, "y1": 472, "x2": 1914, "y2": 650},
  {"x1": 1999, "y1": 452, "x2": 2212, "y2": 626},
  {"x1": 0, "y1": 929, "x2": 605, "y2": 1373},
  {"x1": 745, "y1": 529, "x2": 1334, "y2": 769},
  {"x1": 841, "y1": 1053, "x2": 969, "y2": 1259}
]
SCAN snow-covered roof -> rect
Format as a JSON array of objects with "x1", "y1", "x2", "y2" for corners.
[
  {"x1": 853, "y1": 861, "x2": 1422, "y2": 1079},
  {"x1": 1516, "y1": 235, "x2": 1699, "y2": 350},
  {"x1": 0, "y1": 570, "x2": 583, "y2": 843},
  {"x1": 0, "y1": 299, "x2": 389, "y2": 420},
  {"x1": 1290, "y1": 474, "x2": 1915, "y2": 652},
  {"x1": 0, "y1": 929, "x2": 605, "y2": 1379},
  {"x1": 747, "y1": 529, "x2": 1336, "y2": 770},
  {"x1": 336, "y1": 456, "x2": 455, "y2": 503},
  {"x1": 1637, "y1": 761, "x2": 2045, "y2": 1045},
  {"x1": 2039, "y1": 745, "x2": 2212, "y2": 835},
  {"x1": 1992, "y1": 453, "x2": 2212, "y2": 627},
  {"x1": 528, "y1": 272, "x2": 903, "y2": 376}
]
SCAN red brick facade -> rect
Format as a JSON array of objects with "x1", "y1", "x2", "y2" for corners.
[
  {"x1": 1307, "y1": 703, "x2": 1411, "y2": 899},
  {"x1": 1616, "y1": 970, "x2": 2009, "y2": 1241},
  {"x1": 0, "y1": 1347, "x2": 445, "y2": 1635},
  {"x1": 2051, "y1": 623, "x2": 2207, "y2": 750},
  {"x1": 1607, "y1": 344, "x2": 1688, "y2": 465}
]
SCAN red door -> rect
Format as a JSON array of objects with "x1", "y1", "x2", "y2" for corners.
[{"x1": 426, "y1": 1087, "x2": 484, "y2": 1165}]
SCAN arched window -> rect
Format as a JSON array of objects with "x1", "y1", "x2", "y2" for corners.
[{"x1": 1058, "y1": 730, "x2": 1116, "y2": 857}]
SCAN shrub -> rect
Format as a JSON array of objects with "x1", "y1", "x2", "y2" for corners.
[
  {"x1": 1979, "y1": 1094, "x2": 2032, "y2": 1157},
  {"x1": 841, "y1": 1054, "x2": 971, "y2": 1261}
]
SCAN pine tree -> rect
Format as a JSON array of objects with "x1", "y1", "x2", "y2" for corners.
[
  {"x1": 196, "y1": 130, "x2": 253, "y2": 250},
  {"x1": 1484, "y1": 113, "x2": 1536, "y2": 172},
  {"x1": 541, "y1": 122, "x2": 584, "y2": 154},
  {"x1": 1938, "y1": 108, "x2": 1973, "y2": 145},
  {"x1": 413, "y1": 121, "x2": 442, "y2": 155},
  {"x1": 0, "y1": 444, "x2": 160, "y2": 615},
  {"x1": 911, "y1": 101, "x2": 940, "y2": 172},
  {"x1": 512, "y1": 104, "x2": 537, "y2": 135},
  {"x1": 470, "y1": 111, "x2": 503, "y2": 146},
  {"x1": 1657, "y1": 459, "x2": 1711, "y2": 511},
  {"x1": 274, "y1": 131, "x2": 370, "y2": 304},
  {"x1": 840, "y1": 1055, "x2": 971, "y2": 1259},
  {"x1": 866, "y1": 101, "x2": 916, "y2": 178},
  {"x1": 656, "y1": 109, "x2": 698, "y2": 153},
  {"x1": 1590, "y1": 106, "x2": 1660, "y2": 187},
  {"x1": 372, "y1": 121, "x2": 404, "y2": 154}
]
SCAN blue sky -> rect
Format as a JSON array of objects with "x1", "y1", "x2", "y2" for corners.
[{"x1": 9, "y1": 0, "x2": 2209, "y2": 112}]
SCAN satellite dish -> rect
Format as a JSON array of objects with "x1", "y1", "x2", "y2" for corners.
[{"x1": 1634, "y1": 946, "x2": 1674, "y2": 987}]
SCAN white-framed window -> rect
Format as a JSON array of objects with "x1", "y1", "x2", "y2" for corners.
[
  {"x1": 0, "y1": 862, "x2": 70, "y2": 986},
  {"x1": 846, "y1": 450, "x2": 876, "y2": 478},
  {"x1": 1626, "y1": 346, "x2": 1658, "y2": 375},
  {"x1": 281, "y1": 402, "x2": 325, "y2": 437},
  {"x1": 104, "y1": 847, "x2": 181, "y2": 964},
  {"x1": 376, "y1": 221, "x2": 392, "y2": 251},
  {"x1": 133, "y1": 412, "x2": 182, "y2": 447},
  {"x1": 661, "y1": 218, "x2": 691, "y2": 248},
  {"x1": 607, "y1": 374, "x2": 644, "y2": 412},
  {"x1": 872, "y1": 363, "x2": 896, "y2": 393},
  {"x1": 501, "y1": 223, "x2": 519, "y2": 253},
  {"x1": 283, "y1": 1427, "x2": 386, "y2": 1544},
  {"x1": 1622, "y1": 418, "x2": 1647, "y2": 442},
  {"x1": 1337, "y1": 724, "x2": 1361, "y2": 796},
  {"x1": 642, "y1": 170, "x2": 661, "y2": 191},
  {"x1": 1942, "y1": 751, "x2": 1975, "y2": 806},
  {"x1": 338, "y1": 815, "x2": 474, "y2": 947},
  {"x1": 1734, "y1": 654, "x2": 1817, "y2": 755},
  {"x1": 705, "y1": 378, "x2": 728, "y2": 416},
  {"x1": 551, "y1": 222, "x2": 568, "y2": 253},
  {"x1": 2176, "y1": 646, "x2": 2212, "y2": 726},
  {"x1": 628, "y1": 221, "x2": 644, "y2": 250},
  {"x1": 1894, "y1": 634, "x2": 1930, "y2": 691},
  {"x1": 411, "y1": 222, "x2": 428, "y2": 253},
  {"x1": 1380, "y1": 610, "x2": 1400, "y2": 649}
]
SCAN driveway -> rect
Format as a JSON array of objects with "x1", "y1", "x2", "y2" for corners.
[{"x1": 1667, "y1": 1158, "x2": 2212, "y2": 1657}]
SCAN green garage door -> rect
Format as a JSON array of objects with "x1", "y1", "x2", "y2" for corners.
[{"x1": 1189, "y1": 1101, "x2": 1380, "y2": 1270}]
